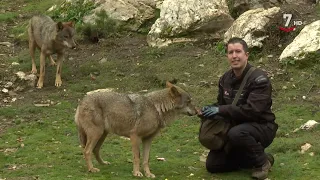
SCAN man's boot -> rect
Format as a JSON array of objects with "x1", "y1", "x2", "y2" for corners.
[
  {"x1": 251, "y1": 156, "x2": 273, "y2": 180},
  {"x1": 266, "y1": 153, "x2": 274, "y2": 166}
]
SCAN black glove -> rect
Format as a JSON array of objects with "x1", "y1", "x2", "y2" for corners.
[{"x1": 201, "y1": 106, "x2": 219, "y2": 118}]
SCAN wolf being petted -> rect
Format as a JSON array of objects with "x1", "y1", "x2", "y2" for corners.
[
  {"x1": 28, "y1": 15, "x2": 76, "y2": 88},
  {"x1": 74, "y1": 82, "x2": 197, "y2": 178}
]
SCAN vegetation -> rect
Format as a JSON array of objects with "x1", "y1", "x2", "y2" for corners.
[{"x1": 50, "y1": 0, "x2": 96, "y2": 24}]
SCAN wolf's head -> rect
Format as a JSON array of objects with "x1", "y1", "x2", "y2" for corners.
[
  {"x1": 56, "y1": 21, "x2": 76, "y2": 49},
  {"x1": 166, "y1": 81, "x2": 197, "y2": 116}
]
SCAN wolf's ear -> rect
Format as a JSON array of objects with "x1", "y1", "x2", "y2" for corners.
[
  {"x1": 57, "y1": 22, "x2": 63, "y2": 31},
  {"x1": 166, "y1": 81, "x2": 173, "y2": 88},
  {"x1": 64, "y1": 21, "x2": 74, "y2": 27},
  {"x1": 169, "y1": 85, "x2": 181, "y2": 98}
]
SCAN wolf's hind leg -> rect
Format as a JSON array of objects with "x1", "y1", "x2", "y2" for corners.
[
  {"x1": 130, "y1": 133, "x2": 143, "y2": 177},
  {"x1": 142, "y1": 135, "x2": 157, "y2": 178},
  {"x1": 84, "y1": 127, "x2": 104, "y2": 173},
  {"x1": 36, "y1": 52, "x2": 46, "y2": 88},
  {"x1": 93, "y1": 132, "x2": 110, "y2": 165},
  {"x1": 49, "y1": 55, "x2": 56, "y2": 66}
]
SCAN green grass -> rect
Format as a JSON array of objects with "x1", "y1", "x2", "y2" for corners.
[
  {"x1": 0, "y1": 12, "x2": 17, "y2": 23},
  {"x1": 2, "y1": 41, "x2": 320, "y2": 180},
  {"x1": 1, "y1": 1, "x2": 320, "y2": 180}
]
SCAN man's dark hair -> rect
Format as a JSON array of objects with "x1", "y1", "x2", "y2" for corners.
[{"x1": 225, "y1": 37, "x2": 249, "y2": 53}]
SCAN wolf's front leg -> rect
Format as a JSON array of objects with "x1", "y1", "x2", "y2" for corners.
[
  {"x1": 29, "y1": 31, "x2": 37, "y2": 74},
  {"x1": 55, "y1": 54, "x2": 63, "y2": 87},
  {"x1": 142, "y1": 136, "x2": 156, "y2": 178},
  {"x1": 130, "y1": 134, "x2": 143, "y2": 177},
  {"x1": 36, "y1": 52, "x2": 46, "y2": 88}
]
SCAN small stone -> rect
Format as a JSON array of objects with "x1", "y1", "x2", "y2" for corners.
[
  {"x1": 99, "y1": 58, "x2": 107, "y2": 64},
  {"x1": 2, "y1": 88, "x2": 9, "y2": 93},
  {"x1": 4, "y1": 82, "x2": 13, "y2": 88}
]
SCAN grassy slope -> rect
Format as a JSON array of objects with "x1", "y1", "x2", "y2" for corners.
[{"x1": 1, "y1": 1, "x2": 320, "y2": 180}]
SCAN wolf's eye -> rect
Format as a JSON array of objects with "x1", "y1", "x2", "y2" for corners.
[{"x1": 64, "y1": 35, "x2": 69, "y2": 38}]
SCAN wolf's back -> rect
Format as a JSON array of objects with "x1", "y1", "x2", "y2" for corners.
[{"x1": 28, "y1": 15, "x2": 56, "y2": 43}]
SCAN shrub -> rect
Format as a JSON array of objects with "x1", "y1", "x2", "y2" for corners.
[{"x1": 50, "y1": 0, "x2": 96, "y2": 24}]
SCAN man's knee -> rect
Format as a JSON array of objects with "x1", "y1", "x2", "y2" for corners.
[
  {"x1": 206, "y1": 150, "x2": 238, "y2": 173},
  {"x1": 227, "y1": 126, "x2": 247, "y2": 146},
  {"x1": 206, "y1": 161, "x2": 226, "y2": 173}
]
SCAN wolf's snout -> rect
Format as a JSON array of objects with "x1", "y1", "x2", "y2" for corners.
[
  {"x1": 187, "y1": 107, "x2": 197, "y2": 116},
  {"x1": 63, "y1": 40, "x2": 76, "y2": 49},
  {"x1": 70, "y1": 41, "x2": 76, "y2": 49}
]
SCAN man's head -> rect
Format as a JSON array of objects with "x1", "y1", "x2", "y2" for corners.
[{"x1": 225, "y1": 37, "x2": 249, "y2": 71}]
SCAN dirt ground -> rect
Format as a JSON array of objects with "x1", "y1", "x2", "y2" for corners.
[{"x1": 0, "y1": 25, "x2": 153, "y2": 132}]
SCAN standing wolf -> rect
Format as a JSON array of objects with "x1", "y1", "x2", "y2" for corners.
[
  {"x1": 74, "y1": 82, "x2": 197, "y2": 178},
  {"x1": 28, "y1": 15, "x2": 76, "y2": 88}
]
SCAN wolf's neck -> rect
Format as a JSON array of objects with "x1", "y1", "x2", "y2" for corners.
[{"x1": 146, "y1": 89, "x2": 178, "y2": 126}]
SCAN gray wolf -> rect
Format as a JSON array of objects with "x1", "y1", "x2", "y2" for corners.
[
  {"x1": 28, "y1": 15, "x2": 76, "y2": 88},
  {"x1": 74, "y1": 82, "x2": 197, "y2": 178}
]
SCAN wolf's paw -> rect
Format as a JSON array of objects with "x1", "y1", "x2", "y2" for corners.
[
  {"x1": 101, "y1": 161, "x2": 111, "y2": 165},
  {"x1": 55, "y1": 79, "x2": 62, "y2": 87},
  {"x1": 145, "y1": 172, "x2": 155, "y2": 178},
  {"x1": 89, "y1": 167, "x2": 100, "y2": 173},
  {"x1": 31, "y1": 69, "x2": 37, "y2": 74},
  {"x1": 36, "y1": 81, "x2": 43, "y2": 89},
  {"x1": 133, "y1": 171, "x2": 144, "y2": 177}
]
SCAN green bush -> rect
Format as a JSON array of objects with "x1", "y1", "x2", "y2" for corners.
[
  {"x1": 79, "y1": 10, "x2": 122, "y2": 41},
  {"x1": 50, "y1": 0, "x2": 96, "y2": 24}
]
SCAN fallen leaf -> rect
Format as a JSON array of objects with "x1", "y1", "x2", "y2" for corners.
[
  {"x1": 300, "y1": 120, "x2": 319, "y2": 130},
  {"x1": 300, "y1": 143, "x2": 312, "y2": 154},
  {"x1": 34, "y1": 103, "x2": 50, "y2": 107},
  {"x1": 157, "y1": 157, "x2": 166, "y2": 161}
]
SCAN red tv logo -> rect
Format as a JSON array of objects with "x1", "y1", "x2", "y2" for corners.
[{"x1": 279, "y1": 14, "x2": 303, "y2": 32}]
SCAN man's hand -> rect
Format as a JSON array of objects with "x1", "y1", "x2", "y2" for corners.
[{"x1": 201, "y1": 106, "x2": 219, "y2": 118}]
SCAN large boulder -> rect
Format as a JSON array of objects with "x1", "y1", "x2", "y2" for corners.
[
  {"x1": 229, "y1": 0, "x2": 317, "y2": 18},
  {"x1": 83, "y1": 0, "x2": 157, "y2": 31},
  {"x1": 279, "y1": 20, "x2": 320, "y2": 60},
  {"x1": 147, "y1": 0, "x2": 234, "y2": 48},
  {"x1": 224, "y1": 7, "x2": 281, "y2": 48}
]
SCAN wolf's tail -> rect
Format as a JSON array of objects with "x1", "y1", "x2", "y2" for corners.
[
  {"x1": 27, "y1": 18, "x2": 33, "y2": 37},
  {"x1": 75, "y1": 106, "x2": 87, "y2": 148}
]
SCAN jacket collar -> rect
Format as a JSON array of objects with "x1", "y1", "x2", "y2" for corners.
[{"x1": 230, "y1": 63, "x2": 252, "y2": 85}]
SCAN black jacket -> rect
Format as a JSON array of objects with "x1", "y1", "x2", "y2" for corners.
[{"x1": 216, "y1": 64, "x2": 276, "y2": 124}]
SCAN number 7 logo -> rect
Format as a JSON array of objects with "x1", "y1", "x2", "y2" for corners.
[
  {"x1": 279, "y1": 13, "x2": 299, "y2": 32},
  {"x1": 283, "y1": 14, "x2": 292, "y2": 27}
]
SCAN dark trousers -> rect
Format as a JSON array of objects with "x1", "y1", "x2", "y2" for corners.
[{"x1": 206, "y1": 122, "x2": 277, "y2": 173}]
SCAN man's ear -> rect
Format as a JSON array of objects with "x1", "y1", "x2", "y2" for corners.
[
  {"x1": 56, "y1": 22, "x2": 63, "y2": 31},
  {"x1": 245, "y1": 51, "x2": 249, "y2": 58}
]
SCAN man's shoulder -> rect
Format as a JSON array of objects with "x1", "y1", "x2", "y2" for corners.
[
  {"x1": 251, "y1": 67, "x2": 269, "y2": 85},
  {"x1": 220, "y1": 69, "x2": 233, "y2": 79}
]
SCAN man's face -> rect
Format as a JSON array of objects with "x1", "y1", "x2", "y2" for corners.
[{"x1": 226, "y1": 43, "x2": 248, "y2": 70}]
